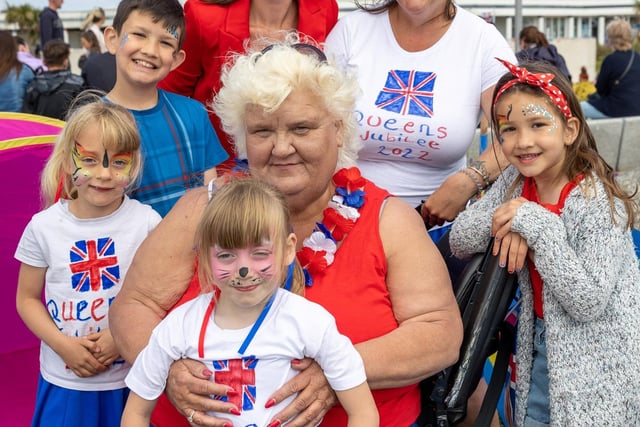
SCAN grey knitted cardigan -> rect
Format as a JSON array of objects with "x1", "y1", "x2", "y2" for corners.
[{"x1": 449, "y1": 165, "x2": 640, "y2": 426}]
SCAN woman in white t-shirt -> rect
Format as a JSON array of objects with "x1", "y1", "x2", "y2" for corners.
[
  {"x1": 325, "y1": 0, "x2": 516, "y2": 242},
  {"x1": 81, "y1": 7, "x2": 108, "y2": 53}
]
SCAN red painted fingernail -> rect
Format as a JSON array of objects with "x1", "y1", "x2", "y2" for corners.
[
  {"x1": 230, "y1": 408, "x2": 241, "y2": 416},
  {"x1": 264, "y1": 398, "x2": 276, "y2": 408},
  {"x1": 267, "y1": 420, "x2": 281, "y2": 427},
  {"x1": 291, "y1": 358, "x2": 301, "y2": 365},
  {"x1": 202, "y1": 369, "x2": 213, "y2": 376},
  {"x1": 226, "y1": 389, "x2": 238, "y2": 397},
  {"x1": 223, "y1": 424, "x2": 233, "y2": 427}
]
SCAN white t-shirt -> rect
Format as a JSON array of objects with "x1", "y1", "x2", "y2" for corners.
[
  {"x1": 89, "y1": 23, "x2": 107, "y2": 53},
  {"x1": 325, "y1": 7, "x2": 516, "y2": 207},
  {"x1": 14, "y1": 196, "x2": 161, "y2": 391},
  {"x1": 126, "y1": 288, "x2": 366, "y2": 426}
]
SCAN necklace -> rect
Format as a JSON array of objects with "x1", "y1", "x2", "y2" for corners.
[
  {"x1": 296, "y1": 167, "x2": 366, "y2": 285},
  {"x1": 249, "y1": 1, "x2": 298, "y2": 42}
]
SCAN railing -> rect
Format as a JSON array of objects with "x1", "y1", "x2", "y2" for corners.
[{"x1": 468, "y1": 116, "x2": 640, "y2": 172}]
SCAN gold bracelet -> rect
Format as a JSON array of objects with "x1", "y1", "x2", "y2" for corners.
[
  {"x1": 467, "y1": 165, "x2": 490, "y2": 188},
  {"x1": 460, "y1": 169, "x2": 483, "y2": 195}
]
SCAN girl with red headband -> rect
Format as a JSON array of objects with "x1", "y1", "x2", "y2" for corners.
[{"x1": 449, "y1": 59, "x2": 640, "y2": 426}]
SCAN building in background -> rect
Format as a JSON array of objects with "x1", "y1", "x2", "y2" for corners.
[
  {"x1": 337, "y1": 0, "x2": 638, "y2": 45},
  {"x1": 1, "y1": 1, "x2": 637, "y2": 76}
]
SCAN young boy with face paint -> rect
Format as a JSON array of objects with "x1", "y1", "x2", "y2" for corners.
[
  {"x1": 121, "y1": 178, "x2": 379, "y2": 427},
  {"x1": 15, "y1": 101, "x2": 162, "y2": 427},
  {"x1": 103, "y1": 0, "x2": 228, "y2": 217}
]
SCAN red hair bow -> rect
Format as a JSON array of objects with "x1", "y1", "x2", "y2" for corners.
[{"x1": 494, "y1": 58, "x2": 572, "y2": 119}]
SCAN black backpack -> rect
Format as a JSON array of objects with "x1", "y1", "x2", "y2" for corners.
[{"x1": 417, "y1": 233, "x2": 519, "y2": 427}]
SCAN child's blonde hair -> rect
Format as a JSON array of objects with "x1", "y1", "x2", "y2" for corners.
[
  {"x1": 40, "y1": 100, "x2": 143, "y2": 207},
  {"x1": 196, "y1": 178, "x2": 305, "y2": 296}
]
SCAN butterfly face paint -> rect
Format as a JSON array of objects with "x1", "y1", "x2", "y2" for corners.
[
  {"x1": 72, "y1": 142, "x2": 134, "y2": 188},
  {"x1": 71, "y1": 143, "x2": 93, "y2": 186}
]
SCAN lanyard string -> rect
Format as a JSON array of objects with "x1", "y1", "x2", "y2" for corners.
[
  {"x1": 197, "y1": 264, "x2": 294, "y2": 358},
  {"x1": 283, "y1": 261, "x2": 294, "y2": 291},
  {"x1": 198, "y1": 291, "x2": 276, "y2": 358}
]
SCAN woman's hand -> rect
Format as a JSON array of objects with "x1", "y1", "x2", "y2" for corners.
[
  {"x1": 492, "y1": 197, "x2": 529, "y2": 273},
  {"x1": 421, "y1": 172, "x2": 477, "y2": 226},
  {"x1": 266, "y1": 359, "x2": 337, "y2": 427},
  {"x1": 165, "y1": 359, "x2": 239, "y2": 427}
]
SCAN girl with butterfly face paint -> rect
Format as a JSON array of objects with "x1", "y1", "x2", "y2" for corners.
[{"x1": 14, "y1": 101, "x2": 161, "y2": 427}]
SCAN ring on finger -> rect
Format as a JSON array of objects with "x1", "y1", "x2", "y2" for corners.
[{"x1": 187, "y1": 409, "x2": 195, "y2": 423}]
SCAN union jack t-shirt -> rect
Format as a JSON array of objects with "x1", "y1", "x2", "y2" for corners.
[{"x1": 14, "y1": 196, "x2": 161, "y2": 391}]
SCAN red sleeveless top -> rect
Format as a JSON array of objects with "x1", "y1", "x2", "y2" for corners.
[
  {"x1": 151, "y1": 176, "x2": 420, "y2": 426},
  {"x1": 304, "y1": 178, "x2": 420, "y2": 426}
]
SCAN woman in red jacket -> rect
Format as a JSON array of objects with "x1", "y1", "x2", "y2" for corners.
[{"x1": 159, "y1": 0, "x2": 339, "y2": 170}]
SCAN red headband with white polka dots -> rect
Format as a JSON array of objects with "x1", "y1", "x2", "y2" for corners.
[{"x1": 494, "y1": 58, "x2": 573, "y2": 119}]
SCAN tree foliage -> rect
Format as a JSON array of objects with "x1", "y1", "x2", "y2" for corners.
[{"x1": 3, "y1": 3, "x2": 41, "y2": 50}]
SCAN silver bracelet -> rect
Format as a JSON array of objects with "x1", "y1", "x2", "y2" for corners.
[
  {"x1": 460, "y1": 169, "x2": 483, "y2": 195},
  {"x1": 467, "y1": 163, "x2": 491, "y2": 188}
]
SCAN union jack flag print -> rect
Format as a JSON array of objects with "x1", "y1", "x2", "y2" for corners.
[
  {"x1": 213, "y1": 356, "x2": 258, "y2": 411},
  {"x1": 69, "y1": 238, "x2": 119, "y2": 293},
  {"x1": 375, "y1": 70, "x2": 436, "y2": 118}
]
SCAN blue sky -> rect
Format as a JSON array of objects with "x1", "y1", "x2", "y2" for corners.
[
  {"x1": 18, "y1": 1, "x2": 185, "y2": 12},
  {"x1": 19, "y1": 1, "x2": 121, "y2": 12}
]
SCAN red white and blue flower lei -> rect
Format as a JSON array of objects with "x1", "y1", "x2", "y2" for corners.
[{"x1": 297, "y1": 167, "x2": 366, "y2": 285}]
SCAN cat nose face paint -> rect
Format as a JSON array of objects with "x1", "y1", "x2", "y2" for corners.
[{"x1": 210, "y1": 244, "x2": 276, "y2": 289}]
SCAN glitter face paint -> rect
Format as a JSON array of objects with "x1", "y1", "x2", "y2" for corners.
[
  {"x1": 166, "y1": 24, "x2": 179, "y2": 41},
  {"x1": 120, "y1": 32, "x2": 129, "y2": 48},
  {"x1": 521, "y1": 103, "x2": 557, "y2": 132}
]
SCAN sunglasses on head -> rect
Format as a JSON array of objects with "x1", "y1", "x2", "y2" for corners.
[{"x1": 258, "y1": 42, "x2": 328, "y2": 64}]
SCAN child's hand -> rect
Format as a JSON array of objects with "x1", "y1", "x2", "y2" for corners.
[
  {"x1": 492, "y1": 197, "x2": 529, "y2": 273},
  {"x1": 492, "y1": 231, "x2": 529, "y2": 273},
  {"x1": 491, "y1": 197, "x2": 527, "y2": 240},
  {"x1": 57, "y1": 335, "x2": 108, "y2": 378},
  {"x1": 86, "y1": 329, "x2": 121, "y2": 366}
]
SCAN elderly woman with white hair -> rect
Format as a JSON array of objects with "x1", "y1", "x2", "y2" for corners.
[
  {"x1": 581, "y1": 18, "x2": 640, "y2": 119},
  {"x1": 110, "y1": 37, "x2": 462, "y2": 427}
]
